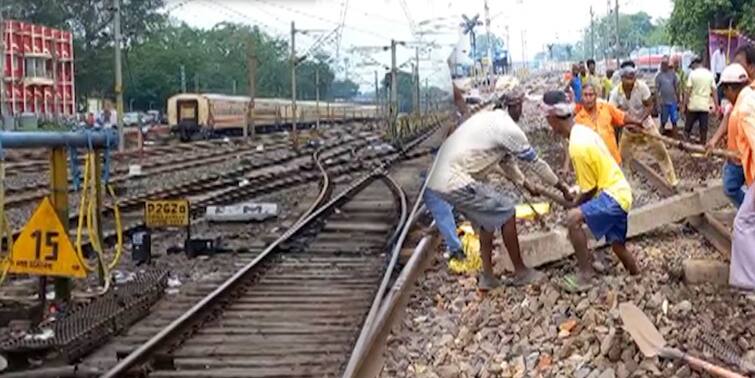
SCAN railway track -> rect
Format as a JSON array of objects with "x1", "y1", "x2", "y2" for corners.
[
  {"x1": 3, "y1": 138, "x2": 232, "y2": 177},
  {"x1": 103, "y1": 165, "x2": 407, "y2": 377},
  {"x1": 3, "y1": 128, "x2": 361, "y2": 208},
  {"x1": 0, "y1": 115, "x2": 446, "y2": 376},
  {"x1": 5, "y1": 130, "x2": 388, "y2": 239},
  {"x1": 94, "y1": 120, "x2": 445, "y2": 377}
]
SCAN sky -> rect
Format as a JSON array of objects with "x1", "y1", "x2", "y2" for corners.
[{"x1": 166, "y1": 0, "x2": 673, "y2": 90}]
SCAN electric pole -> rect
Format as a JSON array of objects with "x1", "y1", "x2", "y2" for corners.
[
  {"x1": 606, "y1": 0, "x2": 612, "y2": 65},
  {"x1": 412, "y1": 63, "x2": 419, "y2": 114},
  {"x1": 374, "y1": 70, "x2": 379, "y2": 118},
  {"x1": 506, "y1": 25, "x2": 511, "y2": 73},
  {"x1": 484, "y1": 0, "x2": 493, "y2": 80},
  {"x1": 390, "y1": 39, "x2": 398, "y2": 141},
  {"x1": 615, "y1": 0, "x2": 620, "y2": 67},
  {"x1": 180, "y1": 65, "x2": 186, "y2": 93},
  {"x1": 315, "y1": 66, "x2": 320, "y2": 131},
  {"x1": 424, "y1": 78, "x2": 429, "y2": 115},
  {"x1": 0, "y1": 10, "x2": 6, "y2": 125},
  {"x1": 522, "y1": 29, "x2": 527, "y2": 68},
  {"x1": 413, "y1": 47, "x2": 420, "y2": 117},
  {"x1": 193, "y1": 73, "x2": 199, "y2": 92},
  {"x1": 290, "y1": 21, "x2": 298, "y2": 148},
  {"x1": 113, "y1": 0, "x2": 124, "y2": 152},
  {"x1": 246, "y1": 38, "x2": 257, "y2": 140},
  {"x1": 590, "y1": 6, "x2": 595, "y2": 59}
]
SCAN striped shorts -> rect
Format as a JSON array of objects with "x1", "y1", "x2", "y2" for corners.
[{"x1": 438, "y1": 181, "x2": 517, "y2": 232}]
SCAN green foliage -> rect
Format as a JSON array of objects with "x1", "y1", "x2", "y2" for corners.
[
  {"x1": 474, "y1": 34, "x2": 506, "y2": 59},
  {"x1": 329, "y1": 80, "x2": 359, "y2": 100},
  {"x1": 2, "y1": 1, "x2": 362, "y2": 111},
  {"x1": 382, "y1": 71, "x2": 417, "y2": 113},
  {"x1": 575, "y1": 11, "x2": 665, "y2": 60},
  {"x1": 645, "y1": 19, "x2": 670, "y2": 46},
  {"x1": 667, "y1": 0, "x2": 755, "y2": 51}
]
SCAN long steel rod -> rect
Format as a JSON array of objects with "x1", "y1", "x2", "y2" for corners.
[{"x1": 0, "y1": 130, "x2": 118, "y2": 149}]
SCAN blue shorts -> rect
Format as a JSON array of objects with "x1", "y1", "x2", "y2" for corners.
[
  {"x1": 660, "y1": 103, "x2": 679, "y2": 127},
  {"x1": 580, "y1": 192, "x2": 628, "y2": 244}
]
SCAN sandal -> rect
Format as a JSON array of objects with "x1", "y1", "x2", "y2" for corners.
[
  {"x1": 443, "y1": 249, "x2": 466, "y2": 262},
  {"x1": 559, "y1": 274, "x2": 595, "y2": 293}
]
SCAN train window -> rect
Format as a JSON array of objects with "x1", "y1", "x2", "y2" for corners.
[{"x1": 179, "y1": 105, "x2": 196, "y2": 119}]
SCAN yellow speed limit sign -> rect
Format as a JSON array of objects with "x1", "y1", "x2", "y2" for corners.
[
  {"x1": 10, "y1": 197, "x2": 86, "y2": 278},
  {"x1": 145, "y1": 200, "x2": 190, "y2": 228}
]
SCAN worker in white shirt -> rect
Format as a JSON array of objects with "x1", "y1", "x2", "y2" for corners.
[
  {"x1": 711, "y1": 44, "x2": 727, "y2": 81},
  {"x1": 97, "y1": 99, "x2": 117, "y2": 129},
  {"x1": 711, "y1": 44, "x2": 727, "y2": 105}
]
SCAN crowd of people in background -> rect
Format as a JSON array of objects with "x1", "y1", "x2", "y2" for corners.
[
  {"x1": 428, "y1": 43, "x2": 755, "y2": 293},
  {"x1": 78, "y1": 99, "x2": 117, "y2": 129}
]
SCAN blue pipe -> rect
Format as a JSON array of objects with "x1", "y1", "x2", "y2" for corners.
[{"x1": 0, "y1": 129, "x2": 119, "y2": 149}]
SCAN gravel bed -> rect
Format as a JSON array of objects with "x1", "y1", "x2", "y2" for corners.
[
  {"x1": 379, "y1": 97, "x2": 751, "y2": 378},
  {"x1": 380, "y1": 224, "x2": 754, "y2": 378}
]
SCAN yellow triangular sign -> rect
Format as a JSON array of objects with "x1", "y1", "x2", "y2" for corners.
[{"x1": 9, "y1": 197, "x2": 86, "y2": 278}]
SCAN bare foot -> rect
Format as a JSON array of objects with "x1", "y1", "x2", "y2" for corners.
[
  {"x1": 478, "y1": 274, "x2": 502, "y2": 291},
  {"x1": 509, "y1": 268, "x2": 546, "y2": 287}
]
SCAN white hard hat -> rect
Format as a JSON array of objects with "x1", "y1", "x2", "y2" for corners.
[{"x1": 718, "y1": 63, "x2": 750, "y2": 86}]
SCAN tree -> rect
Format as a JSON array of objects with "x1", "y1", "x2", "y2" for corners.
[
  {"x1": 119, "y1": 22, "x2": 344, "y2": 110},
  {"x1": 328, "y1": 80, "x2": 359, "y2": 100},
  {"x1": 667, "y1": 0, "x2": 755, "y2": 51},
  {"x1": 474, "y1": 34, "x2": 506, "y2": 60},
  {"x1": 382, "y1": 71, "x2": 416, "y2": 113},
  {"x1": 645, "y1": 19, "x2": 669, "y2": 46},
  {"x1": 3, "y1": 2, "x2": 349, "y2": 111},
  {"x1": 578, "y1": 11, "x2": 663, "y2": 60}
]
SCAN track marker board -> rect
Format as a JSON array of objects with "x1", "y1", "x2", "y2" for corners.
[{"x1": 10, "y1": 197, "x2": 85, "y2": 278}]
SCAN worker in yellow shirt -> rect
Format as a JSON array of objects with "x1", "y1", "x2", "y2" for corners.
[
  {"x1": 542, "y1": 90, "x2": 640, "y2": 292},
  {"x1": 603, "y1": 69, "x2": 614, "y2": 99},
  {"x1": 574, "y1": 84, "x2": 645, "y2": 164},
  {"x1": 585, "y1": 59, "x2": 604, "y2": 97}
]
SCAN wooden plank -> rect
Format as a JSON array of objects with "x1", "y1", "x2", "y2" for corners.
[
  {"x1": 170, "y1": 344, "x2": 350, "y2": 357},
  {"x1": 150, "y1": 366, "x2": 336, "y2": 378},
  {"x1": 504, "y1": 183, "x2": 729, "y2": 269},
  {"x1": 340, "y1": 200, "x2": 394, "y2": 212},
  {"x1": 171, "y1": 355, "x2": 343, "y2": 369},
  {"x1": 322, "y1": 221, "x2": 392, "y2": 233}
]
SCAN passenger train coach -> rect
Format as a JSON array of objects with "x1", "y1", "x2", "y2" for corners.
[{"x1": 167, "y1": 93, "x2": 380, "y2": 140}]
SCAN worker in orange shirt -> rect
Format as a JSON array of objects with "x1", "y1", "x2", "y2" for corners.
[
  {"x1": 574, "y1": 84, "x2": 645, "y2": 164},
  {"x1": 707, "y1": 45, "x2": 755, "y2": 209},
  {"x1": 719, "y1": 63, "x2": 755, "y2": 291}
]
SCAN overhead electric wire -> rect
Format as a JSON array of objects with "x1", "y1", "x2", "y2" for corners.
[
  {"x1": 335, "y1": 0, "x2": 350, "y2": 58},
  {"x1": 397, "y1": 0, "x2": 419, "y2": 38},
  {"x1": 163, "y1": 0, "x2": 199, "y2": 13},
  {"x1": 248, "y1": 0, "x2": 390, "y2": 40},
  {"x1": 198, "y1": 0, "x2": 286, "y2": 36}
]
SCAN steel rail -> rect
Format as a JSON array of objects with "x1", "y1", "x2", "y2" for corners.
[
  {"x1": 342, "y1": 117, "x2": 444, "y2": 378},
  {"x1": 292, "y1": 147, "x2": 333, "y2": 227},
  {"x1": 341, "y1": 102, "x2": 489, "y2": 377}
]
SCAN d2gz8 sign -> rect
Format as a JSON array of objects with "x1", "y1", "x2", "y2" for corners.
[{"x1": 145, "y1": 200, "x2": 190, "y2": 228}]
